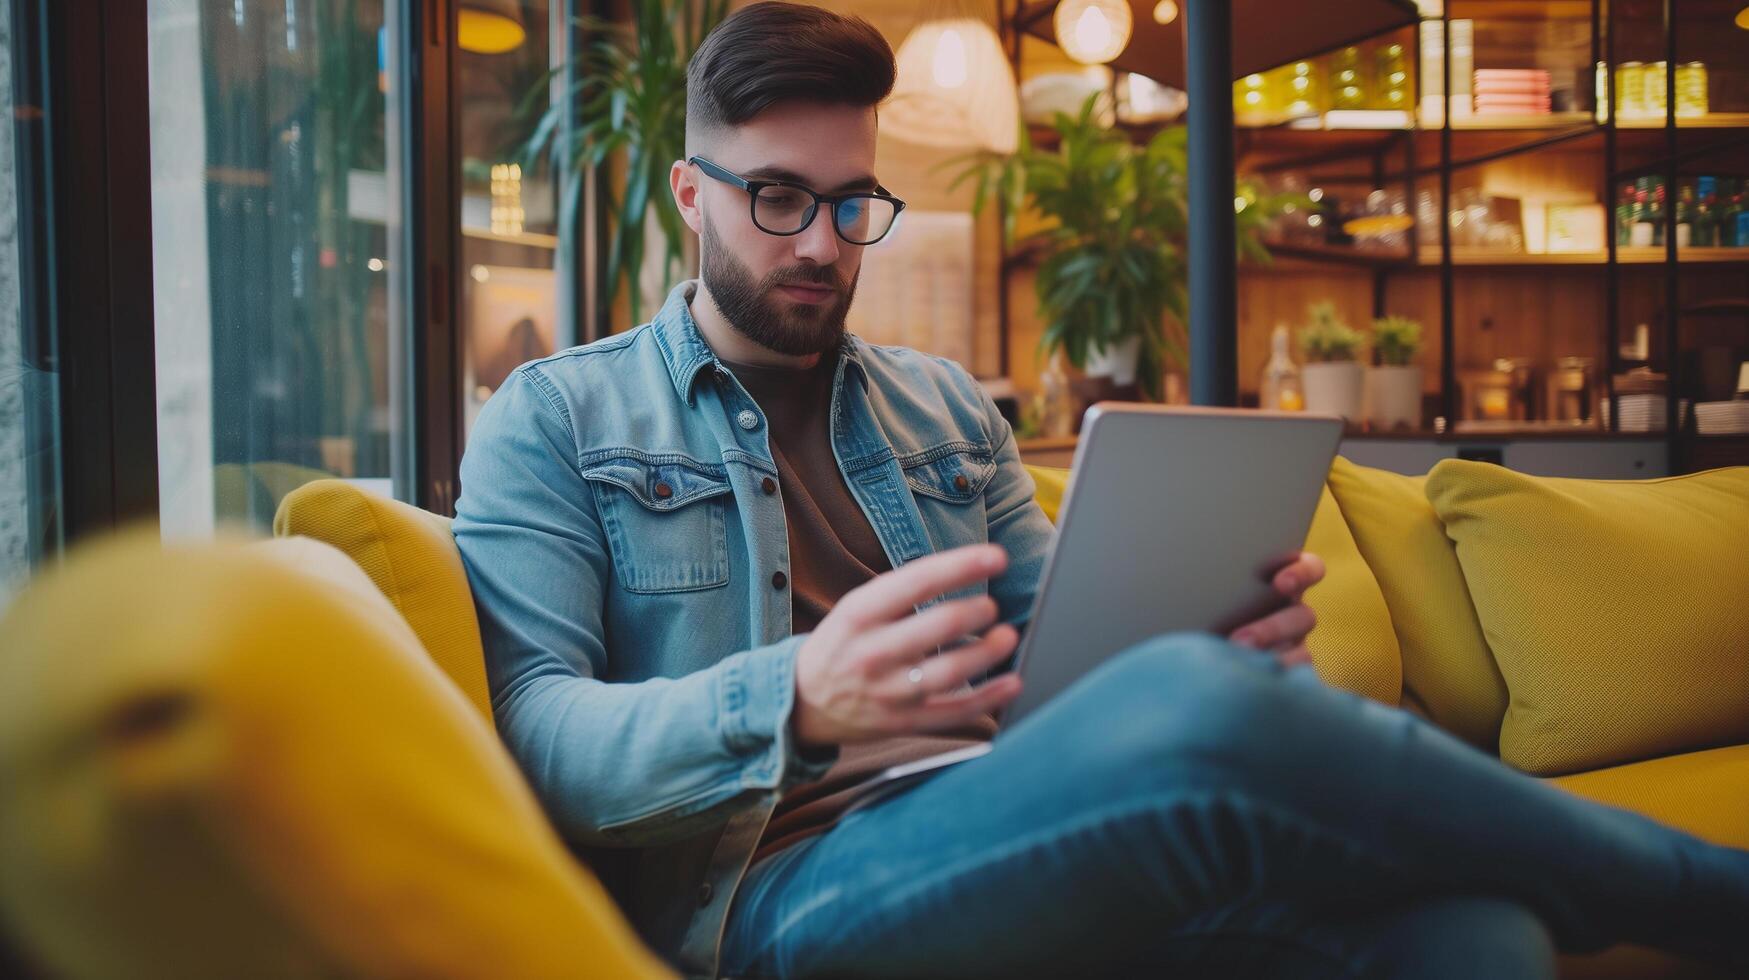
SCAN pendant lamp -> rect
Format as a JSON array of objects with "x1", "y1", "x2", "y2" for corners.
[
  {"x1": 885, "y1": 14, "x2": 1021, "y2": 155},
  {"x1": 459, "y1": 0, "x2": 526, "y2": 55},
  {"x1": 1055, "y1": 0, "x2": 1132, "y2": 66}
]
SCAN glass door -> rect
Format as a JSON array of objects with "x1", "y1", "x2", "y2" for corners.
[
  {"x1": 1, "y1": 0, "x2": 62, "y2": 607},
  {"x1": 146, "y1": 0, "x2": 418, "y2": 535},
  {"x1": 458, "y1": 0, "x2": 571, "y2": 439}
]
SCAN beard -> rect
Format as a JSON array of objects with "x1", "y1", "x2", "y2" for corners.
[{"x1": 699, "y1": 217, "x2": 859, "y2": 357}]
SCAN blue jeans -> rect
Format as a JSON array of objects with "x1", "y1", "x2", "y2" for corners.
[{"x1": 720, "y1": 635, "x2": 1749, "y2": 979}]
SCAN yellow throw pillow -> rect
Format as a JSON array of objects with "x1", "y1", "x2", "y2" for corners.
[
  {"x1": 1427, "y1": 461, "x2": 1749, "y2": 776},
  {"x1": 1326, "y1": 456, "x2": 1507, "y2": 749},
  {"x1": 275, "y1": 479, "x2": 491, "y2": 721},
  {"x1": 0, "y1": 529, "x2": 671, "y2": 979},
  {"x1": 1301, "y1": 484, "x2": 1403, "y2": 706},
  {"x1": 1024, "y1": 464, "x2": 1070, "y2": 524},
  {"x1": 1024, "y1": 464, "x2": 1402, "y2": 705}
]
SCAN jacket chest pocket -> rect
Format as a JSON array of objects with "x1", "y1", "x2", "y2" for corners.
[
  {"x1": 900, "y1": 444, "x2": 998, "y2": 601},
  {"x1": 583, "y1": 456, "x2": 733, "y2": 594},
  {"x1": 900, "y1": 443, "x2": 996, "y2": 504}
]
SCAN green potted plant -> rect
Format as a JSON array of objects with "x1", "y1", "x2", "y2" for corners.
[
  {"x1": 1298, "y1": 301, "x2": 1367, "y2": 420},
  {"x1": 949, "y1": 95, "x2": 1294, "y2": 401},
  {"x1": 524, "y1": 0, "x2": 727, "y2": 325},
  {"x1": 1367, "y1": 314, "x2": 1423, "y2": 431}
]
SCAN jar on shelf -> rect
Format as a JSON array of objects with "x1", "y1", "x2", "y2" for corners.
[
  {"x1": 1643, "y1": 60, "x2": 1668, "y2": 117},
  {"x1": 1375, "y1": 42, "x2": 1411, "y2": 111},
  {"x1": 1676, "y1": 62, "x2": 1708, "y2": 118},
  {"x1": 1329, "y1": 45, "x2": 1367, "y2": 110},
  {"x1": 1617, "y1": 61, "x2": 1648, "y2": 118},
  {"x1": 1548, "y1": 356, "x2": 1597, "y2": 425},
  {"x1": 1283, "y1": 60, "x2": 1323, "y2": 117},
  {"x1": 1233, "y1": 72, "x2": 1274, "y2": 119}
]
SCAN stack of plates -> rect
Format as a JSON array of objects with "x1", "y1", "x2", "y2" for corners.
[
  {"x1": 1614, "y1": 393, "x2": 1689, "y2": 432},
  {"x1": 1694, "y1": 401, "x2": 1749, "y2": 435},
  {"x1": 1473, "y1": 69, "x2": 1551, "y2": 116}
]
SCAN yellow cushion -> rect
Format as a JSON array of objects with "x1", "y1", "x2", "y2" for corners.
[
  {"x1": 1326, "y1": 456, "x2": 1507, "y2": 749},
  {"x1": 1024, "y1": 463, "x2": 1070, "y2": 524},
  {"x1": 0, "y1": 529, "x2": 671, "y2": 979},
  {"x1": 1301, "y1": 484, "x2": 1402, "y2": 706},
  {"x1": 1025, "y1": 465, "x2": 1402, "y2": 705},
  {"x1": 1427, "y1": 461, "x2": 1749, "y2": 776},
  {"x1": 274, "y1": 479, "x2": 491, "y2": 722},
  {"x1": 1552, "y1": 745, "x2": 1749, "y2": 980}
]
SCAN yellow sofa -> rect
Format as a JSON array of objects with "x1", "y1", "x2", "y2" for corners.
[{"x1": 2, "y1": 459, "x2": 1744, "y2": 978}]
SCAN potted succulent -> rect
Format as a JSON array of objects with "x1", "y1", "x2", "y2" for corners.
[
  {"x1": 949, "y1": 95, "x2": 1294, "y2": 401},
  {"x1": 1298, "y1": 302, "x2": 1367, "y2": 420},
  {"x1": 1366, "y1": 314, "x2": 1424, "y2": 431}
]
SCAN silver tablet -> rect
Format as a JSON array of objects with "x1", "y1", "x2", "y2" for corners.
[
  {"x1": 839, "y1": 402, "x2": 1344, "y2": 814},
  {"x1": 997, "y1": 403, "x2": 1344, "y2": 728}
]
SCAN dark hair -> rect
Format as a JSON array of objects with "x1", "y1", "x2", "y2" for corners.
[{"x1": 685, "y1": 1, "x2": 895, "y2": 150}]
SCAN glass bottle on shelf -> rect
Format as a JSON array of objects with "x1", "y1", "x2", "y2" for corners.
[
  {"x1": 1039, "y1": 352, "x2": 1074, "y2": 438},
  {"x1": 1616, "y1": 182, "x2": 1637, "y2": 247},
  {"x1": 1675, "y1": 182, "x2": 1694, "y2": 248},
  {"x1": 1694, "y1": 177, "x2": 1717, "y2": 248},
  {"x1": 1260, "y1": 324, "x2": 1305, "y2": 412},
  {"x1": 1722, "y1": 184, "x2": 1745, "y2": 247},
  {"x1": 1631, "y1": 181, "x2": 1656, "y2": 247},
  {"x1": 1330, "y1": 45, "x2": 1367, "y2": 110},
  {"x1": 1650, "y1": 180, "x2": 1667, "y2": 247}
]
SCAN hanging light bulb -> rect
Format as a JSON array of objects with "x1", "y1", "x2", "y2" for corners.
[
  {"x1": 1055, "y1": 0, "x2": 1132, "y2": 66},
  {"x1": 1153, "y1": 0, "x2": 1178, "y2": 25},
  {"x1": 1736, "y1": 4, "x2": 1749, "y2": 28},
  {"x1": 887, "y1": 17, "x2": 1021, "y2": 154},
  {"x1": 932, "y1": 27, "x2": 970, "y2": 89}
]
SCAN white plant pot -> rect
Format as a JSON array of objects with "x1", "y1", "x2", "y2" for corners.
[
  {"x1": 1083, "y1": 336, "x2": 1141, "y2": 386},
  {"x1": 1302, "y1": 361, "x2": 1365, "y2": 420},
  {"x1": 1366, "y1": 364, "x2": 1424, "y2": 431}
]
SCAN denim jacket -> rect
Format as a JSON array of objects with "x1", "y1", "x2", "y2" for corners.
[{"x1": 453, "y1": 280, "x2": 1055, "y2": 977}]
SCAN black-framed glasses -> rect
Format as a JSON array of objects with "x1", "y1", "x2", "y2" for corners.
[{"x1": 688, "y1": 155, "x2": 906, "y2": 246}]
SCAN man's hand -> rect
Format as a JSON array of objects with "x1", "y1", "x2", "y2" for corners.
[
  {"x1": 792, "y1": 544, "x2": 1023, "y2": 748},
  {"x1": 1228, "y1": 551, "x2": 1326, "y2": 667}
]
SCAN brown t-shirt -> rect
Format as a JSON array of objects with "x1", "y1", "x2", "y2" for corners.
[{"x1": 723, "y1": 353, "x2": 998, "y2": 864}]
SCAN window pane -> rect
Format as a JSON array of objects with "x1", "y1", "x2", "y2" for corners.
[
  {"x1": 148, "y1": 0, "x2": 414, "y2": 536},
  {"x1": 460, "y1": 0, "x2": 567, "y2": 438},
  {"x1": 0, "y1": 0, "x2": 62, "y2": 608}
]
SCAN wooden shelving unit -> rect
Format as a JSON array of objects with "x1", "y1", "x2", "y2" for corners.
[
  {"x1": 1229, "y1": 0, "x2": 1749, "y2": 474},
  {"x1": 1433, "y1": 246, "x2": 1749, "y2": 266}
]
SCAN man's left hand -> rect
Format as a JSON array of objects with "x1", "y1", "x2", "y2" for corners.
[{"x1": 1227, "y1": 551, "x2": 1325, "y2": 667}]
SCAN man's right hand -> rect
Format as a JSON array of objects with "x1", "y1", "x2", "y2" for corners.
[{"x1": 791, "y1": 544, "x2": 1023, "y2": 748}]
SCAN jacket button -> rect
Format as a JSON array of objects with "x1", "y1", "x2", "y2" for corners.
[
  {"x1": 761, "y1": 476, "x2": 777, "y2": 495},
  {"x1": 654, "y1": 481, "x2": 673, "y2": 499},
  {"x1": 698, "y1": 882, "x2": 713, "y2": 907},
  {"x1": 772, "y1": 570, "x2": 787, "y2": 590},
  {"x1": 953, "y1": 473, "x2": 970, "y2": 491},
  {"x1": 737, "y1": 409, "x2": 760, "y2": 431}
]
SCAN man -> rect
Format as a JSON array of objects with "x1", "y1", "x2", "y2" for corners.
[{"x1": 453, "y1": 4, "x2": 1748, "y2": 977}]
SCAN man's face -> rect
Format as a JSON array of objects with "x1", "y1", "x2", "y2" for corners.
[{"x1": 676, "y1": 101, "x2": 879, "y2": 357}]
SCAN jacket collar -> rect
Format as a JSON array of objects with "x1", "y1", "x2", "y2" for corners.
[{"x1": 652, "y1": 279, "x2": 868, "y2": 406}]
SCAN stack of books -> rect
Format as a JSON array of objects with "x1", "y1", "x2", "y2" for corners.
[
  {"x1": 1614, "y1": 393, "x2": 1689, "y2": 432},
  {"x1": 1473, "y1": 69, "x2": 1551, "y2": 117}
]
